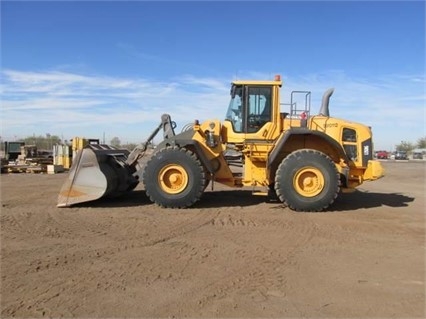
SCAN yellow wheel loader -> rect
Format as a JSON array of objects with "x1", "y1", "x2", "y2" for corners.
[{"x1": 58, "y1": 75, "x2": 384, "y2": 212}]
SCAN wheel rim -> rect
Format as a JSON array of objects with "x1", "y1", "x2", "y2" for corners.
[
  {"x1": 158, "y1": 164, "x2": 189, "y2": 194},
  {"x1": 293, "y1": 166, "x2": 325, "y2": 197}
]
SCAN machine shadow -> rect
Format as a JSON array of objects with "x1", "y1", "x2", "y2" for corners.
[
  {"x1": 195, "y1": 190, "x2": 267, "y2": 208},
  {"x1": 71, "y1": 189, "x2": 266, "y2": 209},
  {"x1": 330, "y1": 190, "x2": 415, "y2": 212},
  {"x1": 70, "y1": 190, "x2": 152, "y2": 208},
  {"x1": 198, "y1": 189, "x2": 416, "y2": 211},
  {"x1": 69, "y1": 189, "x2": 415, "y2": 211}
]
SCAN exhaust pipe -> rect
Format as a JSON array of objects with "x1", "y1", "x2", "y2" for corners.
[{"x1": 319, "y1": 88, "x2": 334, "y2": 116}]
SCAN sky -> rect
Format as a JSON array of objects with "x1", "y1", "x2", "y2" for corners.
[{"x1": 1, "y1": 0, "x2": 425, "y2": 151}]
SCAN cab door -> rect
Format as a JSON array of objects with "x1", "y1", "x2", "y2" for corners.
[
  {"x1": 244, "y1": 85, "x2": 274, "y2": 138},
  {"x1": 227, "y1": 85, "x2": 278, "y2": 185},
  {"x1": 225, "y1": 85, "x2": 277, "y2": 141}
]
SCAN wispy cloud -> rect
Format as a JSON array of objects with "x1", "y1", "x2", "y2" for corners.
[
  {"x1": 0, "y1": 69, "x2": 230, "y2": 143},
  {"x1": 1, "y1": 69, "x2": 424, "y2": 149}
]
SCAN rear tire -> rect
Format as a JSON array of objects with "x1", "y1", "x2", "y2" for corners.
[
  {"x1": 143, "y1": 147, "x2": 205, "y2": 208},
  {"x1": 274, "y1": 149, "x2": 340, "y2": 212}
]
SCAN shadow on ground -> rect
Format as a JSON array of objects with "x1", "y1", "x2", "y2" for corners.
[
  {"x1": 68, "y1": 190, "x2": 151, "y2": 208},
  {"x1": 66, "y1": 189, "x2": 415, "y2": 212},
  {"x1": 331, "y1": 190, "x2": 415, "y2": 212}
]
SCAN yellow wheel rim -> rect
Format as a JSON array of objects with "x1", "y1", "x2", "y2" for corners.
[
  {"x1": 158, "y1": 164, "x2": 188, "y2": 194},
  {"x1": 293, "y1": 166, "x2": 325, "y2": 197}
]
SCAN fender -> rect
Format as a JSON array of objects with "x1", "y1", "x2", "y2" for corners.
[
  {"x1": 156, "y1": 129, "x2": 216, "y2": 174},
  {"x1": 267, "y1": 128, "x2": 350, "y2": 168}
]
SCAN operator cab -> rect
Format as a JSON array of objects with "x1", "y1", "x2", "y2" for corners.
[{"x1": 225, "y1": 84, "x2": 273, "y2": 134}]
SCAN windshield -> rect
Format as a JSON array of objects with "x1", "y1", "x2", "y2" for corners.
[{"x1": 225, "y1": 85, "x2": 243, "y2": 132}]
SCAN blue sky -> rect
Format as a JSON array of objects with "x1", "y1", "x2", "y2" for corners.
[{"x1": 1, "y1": 0, "x2": 425, "y2": 150}]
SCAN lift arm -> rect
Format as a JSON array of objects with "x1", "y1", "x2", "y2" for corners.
[{"x1": 125, "y1": 114, "x2": 176, "y2": 167}]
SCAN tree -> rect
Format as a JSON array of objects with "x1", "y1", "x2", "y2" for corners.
[
  {"x1": 22, "y1": 135, "x2": 61, "y2": 150},
  {"x1": 110, "y1": 137, "x2": 121, "y2": 147},
  {"x1": 395, "y1": 141, "x2": 414, "y2": 152},
  {"x1": 416, "y1": 137, "x2": 426, "y2": 149}
]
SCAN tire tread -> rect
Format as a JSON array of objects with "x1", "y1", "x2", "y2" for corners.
[
  {"x1": 143, "y1": 146, "x2": 205, "y2": 208},
  {"x1": 275, "y1": 149, "x2": 340, "y2": 212}
]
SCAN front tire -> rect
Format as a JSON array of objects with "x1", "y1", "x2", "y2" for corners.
[
  {"x1": 274, "y1": 149, "x2": 340, "y2": 212},
  {"x1": 143, "y1": 147, "x2": 205, "y2": 208}
]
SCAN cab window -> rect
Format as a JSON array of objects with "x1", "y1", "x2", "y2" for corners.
[
  {"x1": 342, "y1": 127, "x2": 357, "y2": 161},
  {"x1": 246, "y1": 86, "x2": 272, "y2": 133},
  {"x1": 225, "y1": 86, "x2": 243, "y2": 132}
]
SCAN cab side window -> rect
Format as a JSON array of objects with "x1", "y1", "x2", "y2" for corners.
[
  {"x1": 343, "y1": 128, "x2": 357, "y2": 142},
  {"x1": 246, "y1": 87, "x2": 272, "y2": 133},
  {"x1": 342, "y1": 127, "x2": 357, "y2": 161},
  {"x1": 225, "y1": 87, "x2": 243, "y2": 132}
]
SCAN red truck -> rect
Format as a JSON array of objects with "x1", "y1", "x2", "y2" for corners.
[{"x1": 376, "y1": 150, "x2": 389, "y2": 159}]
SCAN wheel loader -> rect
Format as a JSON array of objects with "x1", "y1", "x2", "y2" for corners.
[{"x1": 57, "y1": 75, "x2": 384, "y2": 212}]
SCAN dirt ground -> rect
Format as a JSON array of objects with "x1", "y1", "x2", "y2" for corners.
[{"x1": 1, "y1": 160, "x2": 425, "y2": 318}]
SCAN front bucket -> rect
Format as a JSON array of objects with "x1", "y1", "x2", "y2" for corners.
[{"x1": 57, "y1": 144, "x2": 139, "y2": 207}]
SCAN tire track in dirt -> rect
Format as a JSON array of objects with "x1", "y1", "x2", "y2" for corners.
[
  {"x1": 335, "y1": 217, "x2": 424, "y2": 238},
  {"x1": 141, "y1": 210, "x2": 220, "y2": 247},
  {"x1": 2, "y1": 209, "x2": 221, "y2": 317},
  {"x1": 211, "y1": 214, "x2": 258, "y2": 227},
  {"x1": 148, "y1": 210, "x2": 319, "y2": 317},
  {"x1": 0, "y1": 214, "x2": 24, "y2": 234},
  {"x1": 46, "y1": 211, "x2": 118, "y2": 239}
]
